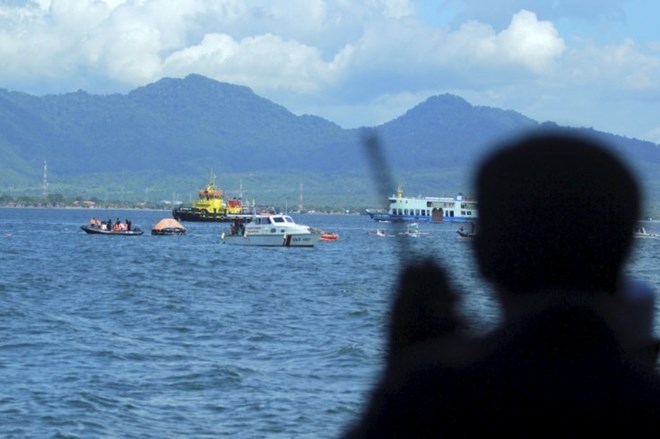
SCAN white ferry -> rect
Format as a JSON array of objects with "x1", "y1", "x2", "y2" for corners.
[
  {"x1": 367, "y1": 186, "x2": 478, "y2": 223},
  {"x1": 220, "y1": 214, "x2": 321, "y2": 247}
]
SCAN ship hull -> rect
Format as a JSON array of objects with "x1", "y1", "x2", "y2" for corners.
[{"x1": 172, "y1": 207, "x2": 252, "y2": 223}]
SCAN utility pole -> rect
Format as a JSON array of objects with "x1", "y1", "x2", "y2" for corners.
[{"x1": 42, "y1": 160, "x2": 48, "y2": 199}]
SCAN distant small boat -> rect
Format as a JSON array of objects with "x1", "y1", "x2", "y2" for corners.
[
  {"x1": 456, "y1": 230, "x2": 475, "y2": 239},
  {"x1": 633, "y1": 226, "x2": 659, "y2": 239},
  {"x1": 81, "y1": 225, "x2": 143, "y2": 236},
  {"x1": 319, "y1": 231, "x2": 339, "y2": 242},
  {"x1": 370, "y1": 229, "x2": 387, "y2": 237},
  {"x1": 152, "y1": 218, "x2": 186, "y2": 236},
  {"x1": 399, "y1": 223, "x2": 423, "y2": 238},
  {"x1": 456, "y1": 223, "x2": 477, "y2": 239}
]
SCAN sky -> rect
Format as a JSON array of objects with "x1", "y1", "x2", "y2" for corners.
[{"x1": 1, "y1": 0, "x2": 659, "y2": 143}]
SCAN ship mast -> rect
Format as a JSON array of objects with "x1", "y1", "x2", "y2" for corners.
[{"x1": 298, "y1": 183, "x2": 303, "y2": 212}]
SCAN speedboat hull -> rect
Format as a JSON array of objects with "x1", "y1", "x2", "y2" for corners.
[
  {"x1": 81, "y1": 226, "x2": 144, "y2": 236},
  {"x1": 221, "y1": 232, "x2": 319, "y2": 247}
]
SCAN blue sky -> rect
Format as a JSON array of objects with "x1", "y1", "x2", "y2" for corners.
[{"x1": 1, "y1": 0, "x2": 659, "y2": 142}]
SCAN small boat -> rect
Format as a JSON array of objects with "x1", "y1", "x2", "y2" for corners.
[
  {"x1": 399, "y1": 223, "x2": 422, "y2": 237},
  {"x1": 370, "y1": 229, "x2": 387, "y2": 237},
  {"x1": 633, "y1": 226, "x2": 659, "y2": 239},
  {"x1": 319, "y1": 231, "x2": 339, "y2": 242},
  {"x1": 81, "y1": 225, "x2": 143, "y2": 236},
  {"x1": 456, "y1": 223, "x2": 478, "y2": 239},
  {"x1": 220, "y1": 214, "x2": 321, "y2": 247},
  {"x1": 456, "y1": 230, "x2": 476, "y2": 239},
  {"x1": 151, "y1": 218, "x2": 186, "y2": 235},
  {"x1": 456, "y1": 223, "x2": 477, "y2": 239}
]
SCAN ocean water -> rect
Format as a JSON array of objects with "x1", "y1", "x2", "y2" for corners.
[{"x1": 1, "y1": 208, "x2": 659, "y2": 438}]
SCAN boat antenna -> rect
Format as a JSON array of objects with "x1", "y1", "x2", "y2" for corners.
[{"x1": 362, "y1": 130, "x2": 412, "y2": 259}]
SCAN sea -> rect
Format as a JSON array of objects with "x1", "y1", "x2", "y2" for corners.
[{"x1": 1, "y1": 207, "x2": 659, "y2": 438}]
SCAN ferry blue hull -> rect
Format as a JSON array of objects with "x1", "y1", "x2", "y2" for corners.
[
  {"x1": 367, "y1": 212, "x2": 475, "y2": 223},
  {"x1": 367, "y1": 189, "x2": 478, "y2": 223}
]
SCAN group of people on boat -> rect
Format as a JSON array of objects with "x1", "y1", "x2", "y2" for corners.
[
  {"x1": 229, "y1": 218, "x2": 246, "y2": 236},
  {"x1": 89, "y1": 217, "x2": 133, "y2": 232}
]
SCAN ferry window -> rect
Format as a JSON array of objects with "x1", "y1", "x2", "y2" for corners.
[
  {"x1": 415, "y1": 210, "x2": 420, "y2": 216},
  {"x1": 404, "y1": 209, "x2": 409, "y2": 215},
  {"x1": 426, "y1": 202, "x2": 432, "y2": 207}
]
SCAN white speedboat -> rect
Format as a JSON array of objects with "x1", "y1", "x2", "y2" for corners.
[
  {"x1": 399, "y1": 222, "x2": 422, "y2": 237},
  {"x1": 633, "y1": 226, "x2": 659, "y2": 239},
  {"x1": 220, "y1": 214, "x2": 321, "y2": 247}
]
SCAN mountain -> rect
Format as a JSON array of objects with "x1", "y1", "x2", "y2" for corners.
[{"x1": 1, "y1": 74, "x2": 659, "y2": 211}]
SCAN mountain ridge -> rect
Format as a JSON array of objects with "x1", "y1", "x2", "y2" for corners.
[{"x1": 1, "y1": 74, "x2": 658, "y2": 210}]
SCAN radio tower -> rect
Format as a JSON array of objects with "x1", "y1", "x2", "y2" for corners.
[
  {"x1": 43, "y1": 160, "x2": 48, "y2": 199},
  {"x1": 298, "y1": 183, "x2": 303, "y2": 212}
]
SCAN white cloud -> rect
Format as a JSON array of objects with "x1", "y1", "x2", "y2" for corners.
[
  {"x1": 558, "y1": 38, "x2": 660, "y2": 97},
  {"x1": 379, "y1": 0, "x2": 415, "y2": 19},
  {"x1": 162, "y1": 33, "x2": 353, "y2": 93},
  {"x1": 495, "y1": 10, "x2": 565, "y2": 72},
  {"x1": 646, "y1": 127, "x2": 660, "y2": 145},
  {"x1": 438, "y1": 10, "x2": 565, "y2": 73},
  {"x1": 0, "y1": 0, "x2": 658, "y2": 141}
]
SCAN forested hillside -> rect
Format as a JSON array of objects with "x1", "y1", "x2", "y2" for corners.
[{"x1": 1, "y1": 74, "x2": 659, "y2": 211}]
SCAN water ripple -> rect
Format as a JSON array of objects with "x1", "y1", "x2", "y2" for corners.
[{"x1": 4, "y1": 208, "x2": 659, "y2": 437}]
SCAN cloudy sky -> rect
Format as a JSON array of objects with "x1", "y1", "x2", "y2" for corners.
[{"x1": 1, "y1": 0, "x2": 659, "y2": 142}]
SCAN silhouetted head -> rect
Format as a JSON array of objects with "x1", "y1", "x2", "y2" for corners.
[{"x1": 474, "y1": 130, "x2": 640, "y2": 295}]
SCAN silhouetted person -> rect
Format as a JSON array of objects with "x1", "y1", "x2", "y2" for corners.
[{"x1": 344, "y1": 130, "x2": 660, "y2": 437}]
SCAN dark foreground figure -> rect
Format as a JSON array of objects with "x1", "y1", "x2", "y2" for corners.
[{"x1": 344, "y1": 131, "x2": 660, "y2": 437}]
